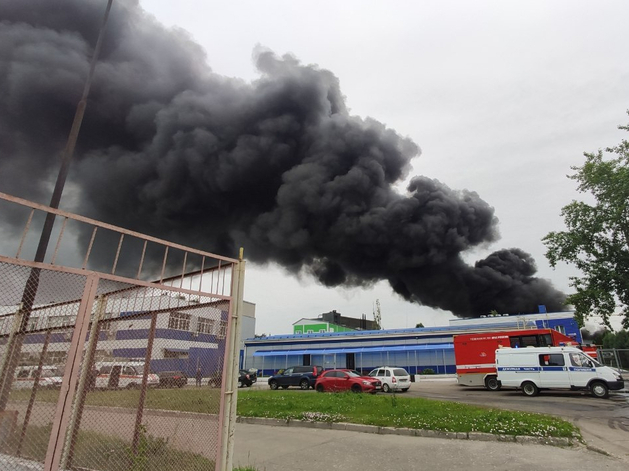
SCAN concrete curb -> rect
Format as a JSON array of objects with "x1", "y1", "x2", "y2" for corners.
[{"x1": 236, "y1": 416, "x2": 576, "y2": 448}]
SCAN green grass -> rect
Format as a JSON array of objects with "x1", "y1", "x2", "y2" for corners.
[
  {"x1": 10, "y1": 387, "x2": 222, "y2": 414},
  {"x1": 237, "y1": 390, "x2": 581, "y2": 439},
  {"x1": 1, "y1": 424, "x2": 213, "y2": 471},
  {"x1": 10, "y1": 387, "x2": 581, "y2": 440}
]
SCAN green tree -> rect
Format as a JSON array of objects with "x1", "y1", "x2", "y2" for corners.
[
  {"x1": 602, "y1": 330, "x2": 629, "y2": 349},
  {"x1": 543, "y1": 114, "x2": 629, "y2": 330},
  {"x1": 415, "y1": 323, "x2": 425, "y2": 328}
]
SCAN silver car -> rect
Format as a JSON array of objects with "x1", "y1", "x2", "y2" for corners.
[{"x1": 368, "y1": 366, "x2": 412, "y2": 392}]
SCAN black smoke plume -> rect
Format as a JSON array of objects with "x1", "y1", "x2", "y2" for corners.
[{"x1": 0, "y1": 0, "x2": 567, "y2": 316}]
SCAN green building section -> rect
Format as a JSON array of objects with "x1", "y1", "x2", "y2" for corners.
[{"x1": 293, "y1": 322, "x2": 354, "y2": 334}]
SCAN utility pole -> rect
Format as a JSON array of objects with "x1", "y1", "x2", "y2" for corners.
[{"x1": 0, "y1": 0, "x2": 114, "y2": 410}]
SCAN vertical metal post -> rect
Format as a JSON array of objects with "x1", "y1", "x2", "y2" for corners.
[
  {"x1": 217, "y1": 251, "x2": 245, "y2": 471},
  {"x1": 132, "y1": 312, "x2": 157, "y2": 454},
  {"x1": 61, "y1": 295, "x2": 106, "y2": 469},
  {"x1": 44, "y1": 274, "x2": 99, "y2": 471}
]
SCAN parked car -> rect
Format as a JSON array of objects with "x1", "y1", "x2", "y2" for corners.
[
  {"x1": 268, "y1": 365, "x2": 323, "y2": 390},
  {"x1": 315, "y1": 369, "x2": 381, "y2": 393},
  {"x1": 158, "y1": 371, "x2": 188, "y2": 388},
  {"x1": 13, "y1": 366, "x2": 63, "y2": 390},
  {"x1": 238, "y1": 370, "x2": 254, "y2": 388},
  {"x1": 368, "y1": 366, "x2": 412, "y2": 393}
]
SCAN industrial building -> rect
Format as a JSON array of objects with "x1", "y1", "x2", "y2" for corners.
[
  {"x1": 293, "y1": 309, "x2": 380, "y2": 334},
  {"x1": 242, "y1": 311, "x2": 582, "y2": 376}
]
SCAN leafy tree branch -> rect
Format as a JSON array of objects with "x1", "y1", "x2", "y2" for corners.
[{"x1": 543, "y1": 112, "x2": 629, "y2": 330}]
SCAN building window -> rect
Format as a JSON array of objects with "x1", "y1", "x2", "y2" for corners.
[
  {"x1": 197, "y1": 317, "x2": 215, "y2": 334},
  {"x1": 28, "y1": 317, "x2": 40, "y2": 331},
  {"x1": 554, "y1": 325, "x2": 566, "y2": 335},
  {"x1": 164, "y1": 349, "x2": 189, "y2": 359},
  {"x1": 44, "y1": 351, "x2": 67, "y2": 365},
  {"x1": 47, "y1": 316, "x2": 74, "y2": 328},
  {"x1": 94, "y1": 349, "x2": 113, "y2": 363},
  {"x1": 218, "y1": 320, "x2": 228, "y2": 339},
  {"x1": 168, "y1": 312, "x2": 191, "y2": 331}
]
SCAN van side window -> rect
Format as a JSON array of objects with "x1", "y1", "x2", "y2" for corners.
[
  {"x1": 539, "y1": 354, "x2": 564, "y2": 366},
  {"x1": 539, "y1": 334, "x2": 552, "y2": 346},
  {"x1": 17, "y1": 369, "x2": 30, "y2": 379},
  {"x1": 520, "y1": 335, "x2": 538, "y2": 347}
]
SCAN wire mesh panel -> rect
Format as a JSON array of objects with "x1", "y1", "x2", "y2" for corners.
[
  {"x1": 0, "y1": 193, "x2": 243, "y2": 471},
  {"x1": 599, "y1": 349, "x2": 629, "y2": 372},
  {"x1": 64, "y1": 281, "x2": 230, "y2": 471}
]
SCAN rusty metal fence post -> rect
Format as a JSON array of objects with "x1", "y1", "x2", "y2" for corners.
[
  {"x1": 218, "y1": 249, "x2": 245, "y2": 471},
  {"x1": 44, "y1": 273, "x2": 100, "y2": 471}
]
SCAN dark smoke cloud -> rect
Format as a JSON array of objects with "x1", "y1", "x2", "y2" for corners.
[{"x1": 0, "y1": 0, "x2": 567, "y2": 316}]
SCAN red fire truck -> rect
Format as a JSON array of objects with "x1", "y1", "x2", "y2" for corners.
[{"x1": 454, "y1": 328, "x2": 583, "y2": 390}]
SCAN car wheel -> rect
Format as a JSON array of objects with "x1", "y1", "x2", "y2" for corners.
[
  {"x1": 485, "y1": 376, "x2": 501, "y2": 391},
  {"x1": 316, "y1": 384, "x2": 325, "y2": 393},
  {"x1": 521, "y1": 381, "x2": 539, "y2": 397},
  {"x1": 351, "y1": 384, "x2": 362, "y2": 393},
  {"x1": 237, "y1": 380, "x2": 243, "y2": 388},
  {"x1": 382, "y1": 383, "x2": 391, "y2": 393},
  {"x1": 590, "y1": 381, "x2": 609, "y2": 399},
  {"x1": 300, "y1": 379, "x2": 310, "y2": 390},
  {"x1": 126, "y1": 383, "x2": 138, "y2": 390},
  {"x1": 269, "y1": 380, "x2": 279, "y2": 390}
]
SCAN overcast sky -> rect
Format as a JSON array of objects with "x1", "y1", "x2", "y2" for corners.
[{"x1": 65, "y1": 1, "x2": 629, "y2": 333}]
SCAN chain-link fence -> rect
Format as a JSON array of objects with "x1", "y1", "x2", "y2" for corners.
[
  {"x1": 598, "y1": 349, "x2": 629, "y2": 373},
  {"x1": 0, "y1": 192, "x2": 244, "y2": 471}
]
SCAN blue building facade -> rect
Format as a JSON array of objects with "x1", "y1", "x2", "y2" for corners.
[{"x1": 243, "y1": 311, "x2": 581, "y2": 376}]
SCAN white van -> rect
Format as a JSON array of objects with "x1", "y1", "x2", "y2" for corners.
[
  {"x1": 13, "y1": 365, "x2": 64, "y2": 390},
  {"x1": 94, "y1": 361, "x2": 159, "y2": 389},
  {"x1": 496, "y1": 346, "x2": 624, "y2": 398}
]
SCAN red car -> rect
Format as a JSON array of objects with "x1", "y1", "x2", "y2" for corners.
[{"x1": 315, "y1": 369, "x2": 381, "y2": 393}]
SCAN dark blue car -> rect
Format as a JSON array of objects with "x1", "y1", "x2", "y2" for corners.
[{"x1": 268, "y1": 365, "x2": 323, "y2": 390}]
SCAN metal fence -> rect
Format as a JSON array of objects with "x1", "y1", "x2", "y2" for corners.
[
  {"x1": 598, "y1": 349, "x2": 629, "y2": 373},
  {"x1": 0, "y1": 192, "x2": 244, "y2": 471}
]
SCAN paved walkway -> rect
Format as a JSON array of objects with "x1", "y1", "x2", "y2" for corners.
[{"x1": 233, "y1": 421, "x2": 628, "y2": 471}]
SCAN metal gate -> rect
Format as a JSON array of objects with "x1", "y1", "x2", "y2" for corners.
[
  {"x1": 0, "y1": 192, "x2": 244, "y2": 471},
  {"x1": 598, "y1": 348, "x2": 629, "y2": 373}
]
